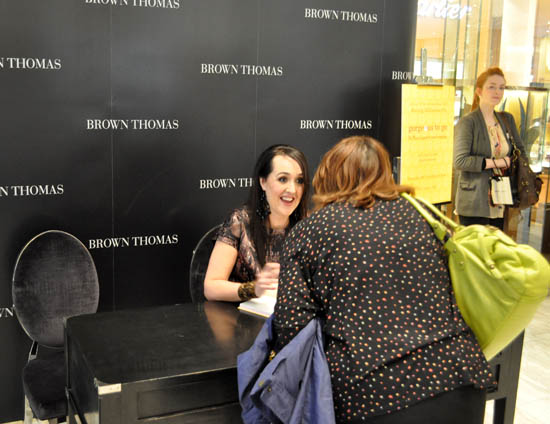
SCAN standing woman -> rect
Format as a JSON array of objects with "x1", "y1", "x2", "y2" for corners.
[
  {"x1": 454, "y1": 67, "x2": 526, "y2": 228},
  {"x1": 274, "y1": 136, "x2": 493, "y2": 423},
  {"x1": 204, "y1": 145, "x2": 309, "y2": 302}
]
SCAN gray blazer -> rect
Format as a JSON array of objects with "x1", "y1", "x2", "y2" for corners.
[{"x1": 453, "y1": 108, "x2": 525, "y2": 217}]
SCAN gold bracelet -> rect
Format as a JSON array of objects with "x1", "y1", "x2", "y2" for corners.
[{"x1": 238, "y1": 282, "x2": 257, "y2": 301}]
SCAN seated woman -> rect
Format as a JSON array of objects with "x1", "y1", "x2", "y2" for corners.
[
  {"x1": 274, "y1": 136, "x2": 493, "y2": 423},
  {"x1": 204, "y1": 144, "x2": 310, "y2": 302}
]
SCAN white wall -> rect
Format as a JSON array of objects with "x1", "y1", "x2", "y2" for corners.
[{"x1": 500, "y1": 0, "x2": 538, "y2": 85}]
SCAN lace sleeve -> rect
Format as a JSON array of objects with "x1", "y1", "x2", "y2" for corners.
[{"x1": 216, "y1": 209, "x2": 244, "y2": 249}]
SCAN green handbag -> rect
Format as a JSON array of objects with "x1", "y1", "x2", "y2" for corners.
[{"x1": 402, "y1": 192, "x2": 550, "y2": 360}]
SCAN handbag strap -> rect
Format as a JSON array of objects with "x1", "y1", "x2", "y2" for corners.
[
  {"x1": 401, "y1": 193, "x2": 458, "y2": 242},
  {"x1": 498, "y1": 112, "x2": 521, "y2": 159}
]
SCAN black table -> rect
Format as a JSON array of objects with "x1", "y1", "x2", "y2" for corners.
[{"x1": 65, "y1": 302, "x2": 264, "y2": 424}]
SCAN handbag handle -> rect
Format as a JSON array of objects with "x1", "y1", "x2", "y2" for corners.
[
  {"x1": 498, "y1": 112, "x2": 521, "y2": 160},
  {"x1": 401, "y1": 193, "x2": 458, "y2": 242}
]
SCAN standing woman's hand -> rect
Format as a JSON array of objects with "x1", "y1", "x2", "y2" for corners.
[
  {"x1": 255, "y1": 262, "x2": 280, "y2": 297},
  {"x1": 485, "y1": 156, "x2": 511, "y2": 170}
]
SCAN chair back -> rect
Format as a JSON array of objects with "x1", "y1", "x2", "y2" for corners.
[
  {"x1": 12, "y1": 230, "x2": 99, "y2": 348},
  {"x1": 189, "y1": 225, "x2": 220, "y2": 303}
]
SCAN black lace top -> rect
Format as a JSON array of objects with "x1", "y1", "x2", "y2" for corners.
[{"x1": 216, "y1": 207, "x2": 287, "y2": 283}]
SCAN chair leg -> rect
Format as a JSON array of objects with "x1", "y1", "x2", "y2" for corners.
[{"x1": 23, "y1": 395, "x2": 33, "y2": 424}]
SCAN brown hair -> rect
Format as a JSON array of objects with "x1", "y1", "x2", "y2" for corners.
[
  {"x1": 313, "y1": 136, "x2": 413, "y2": 210},
  {"x1": 471, "y1": 67, "x2": 506, "y2": 111}
]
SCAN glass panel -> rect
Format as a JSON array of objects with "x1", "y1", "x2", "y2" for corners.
[
  {"x1": 415, "y1": 1, "x2": 448, "y2": 81},
  {"x1": 441, "y1": 2, "x2": 461, "y2": 84},
  {"x1": 499, "y1": 87, "x2": 549, "y2": 248},
  {"x1": 499, "y1": 88, "x2": 548, "y2": 171},
  {"x1": 456, "y1": 0, "x2": 495, "y2": 117},
  {"x1": 414, "y1": 0, "x2": 550, "y2": 255},
  {"x1": 415, "y1": 0, "x2": 484, "y2": 114}
]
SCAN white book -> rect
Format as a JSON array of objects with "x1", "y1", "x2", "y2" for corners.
[{"x1": 238, "y1": 290, "x2": 277, "y2": 318}]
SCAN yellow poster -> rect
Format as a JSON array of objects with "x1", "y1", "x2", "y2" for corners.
[{"x1": 401, "y1": 84, "x2": 455, "y2": 203}]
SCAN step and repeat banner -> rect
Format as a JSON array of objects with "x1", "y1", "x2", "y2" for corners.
[{"x1": 0, "y1": 0, "x2": 417, "y2": 420}]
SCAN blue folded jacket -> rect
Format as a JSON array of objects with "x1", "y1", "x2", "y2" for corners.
[{"x1": 238, "y1": 315, "x2": 335, "y2": 424}]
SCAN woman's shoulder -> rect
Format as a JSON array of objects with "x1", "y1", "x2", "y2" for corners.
[
  {"x1": 219, "y1": 206, "x2": 250, "y2": 234},
  {"x1": 457, "y1": 108, "x2": 481, "y2": 125},
  {"x1": 496, "y1": 110, "x2": 515, "y2": 124},
  {"x1": 290, "y1": 200, "x2": 409, "y2": 239},
  {"x1": 455, "y1": 109, "x2": 483, "y2": 139},
  {"x1": 497, "y1": 110, "x2": 513, "y2": 118},
  {"x1": 224, "y1": 206, "x2": 250, "y2": 224},
  {"x1": 296, "y1": 203, "x2": 356, "y2": 230},
  {"x1": 288, "y1": 204, "x2": 333, "y2": 233},
  {"x1": 285, "y1": 205, "x2": 341, "y2": 250},
  {"x1": 216, "y1": 207, "x2": 252, "y2": 248}
]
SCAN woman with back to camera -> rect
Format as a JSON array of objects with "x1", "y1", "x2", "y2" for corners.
[
  {"x1": 454, "y1": 66, "x2": 526, "y2": 228},
  {"x1": 273, "y1": 136, "x2": 493, "y2": 423},
  {"x1": 204, "y1": 144, "x2": 309, "y2": 302}
]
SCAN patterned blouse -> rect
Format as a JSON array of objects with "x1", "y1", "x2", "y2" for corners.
[
  {"x1": 216, "y1": 207, "x2": 287, "y2": 283},
  {"x1": 274, "y1": 198, "x2": 494, "y2": 422},
  {"x1": 487, "y1": 122, "x2": 511, "y2": 219}
]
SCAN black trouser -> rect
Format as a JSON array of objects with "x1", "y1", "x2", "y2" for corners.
[
  {"x1": 459, "y1": 215, "x2": 504, "y2": 230},
  {"x1": 361, "y1": 386, "x2": 486, "y2": 424}
]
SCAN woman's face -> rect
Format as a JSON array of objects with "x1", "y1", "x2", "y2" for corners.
[
  {"x1": 477, "y1": 74, "x2": 506, "y2": 108},
  {"x1": 260, "y1": 154, "x2": 304, "y2": 225}
]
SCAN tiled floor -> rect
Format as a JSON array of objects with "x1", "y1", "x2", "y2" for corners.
[
  {"x1": 484, "y1": 296, "x2": 550, "y2": 424},
  {"x1": 5, "y1": 297, "x2": 550, "y2": 424}
]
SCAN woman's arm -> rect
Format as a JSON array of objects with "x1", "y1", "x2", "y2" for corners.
[
  {"x1": 204, "y1": 241, "x2": 280, "y2": 301},
  {"x1": 204, "y1": 241, "x2": 241, "y2": 301},
  {"x1": 453, "y1": 115, "x2": 486, "y2": 172},
  {"x1": 484, "y1": 156, "x2": 511, "y2": 170}
]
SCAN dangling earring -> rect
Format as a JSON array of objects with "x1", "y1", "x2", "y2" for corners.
[
  {"x1": 256, "y1": 190, "x2": 271, "y2": 220},
  {"x1": 290, "y1": 206, "x2": 300, "y2": 224}
]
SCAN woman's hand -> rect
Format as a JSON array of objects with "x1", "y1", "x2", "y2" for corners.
[
  {"x1": 255, "y1": 262, "x2": 280, "y2": 297},
  {"x1": 485, "y1": 156, "x2": 511, "y2": 170}
]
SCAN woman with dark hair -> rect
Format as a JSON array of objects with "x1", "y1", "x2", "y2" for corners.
[
  {"x1": 454, "y1": 66, "x2": 526, "y2": 228},
  {"x1": 274, "y1": 136, "x2": 493, "y2": 423},
  {"x1": 204, "y1": 144, "x2": 310, "y2": 302}
]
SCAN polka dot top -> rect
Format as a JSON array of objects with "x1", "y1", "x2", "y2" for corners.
[{"x1": 273, "y1": 198, "x2": 494, "y2": 422}]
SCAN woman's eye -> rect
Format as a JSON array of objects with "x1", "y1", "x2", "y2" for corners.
[
  {"x1": 296, "y1": 178, "x2": 304, "y2": 184},
  {"x1": 278, "y1": 177, "x2": 287, "y2": 183}
]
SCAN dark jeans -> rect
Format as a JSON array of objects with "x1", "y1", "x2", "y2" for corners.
[
  {"x1": 362, "y1": 386, "x2": 486, "y2": 424},
  {"x1": 459, "y1": 215, "x2": 504, "y2": 230}
]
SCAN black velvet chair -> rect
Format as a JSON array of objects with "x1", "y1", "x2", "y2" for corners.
[
  {"x1": 12, "y1": 230, "x2": 99, "y2": 424},
  {"x1": 188, "y1": 225, "x2": 221, "y2": 303}
]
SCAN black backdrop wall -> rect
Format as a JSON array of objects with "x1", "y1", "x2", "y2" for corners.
[{"x1": 0, "y1": 0, "x2": 417, "y2": 420}]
